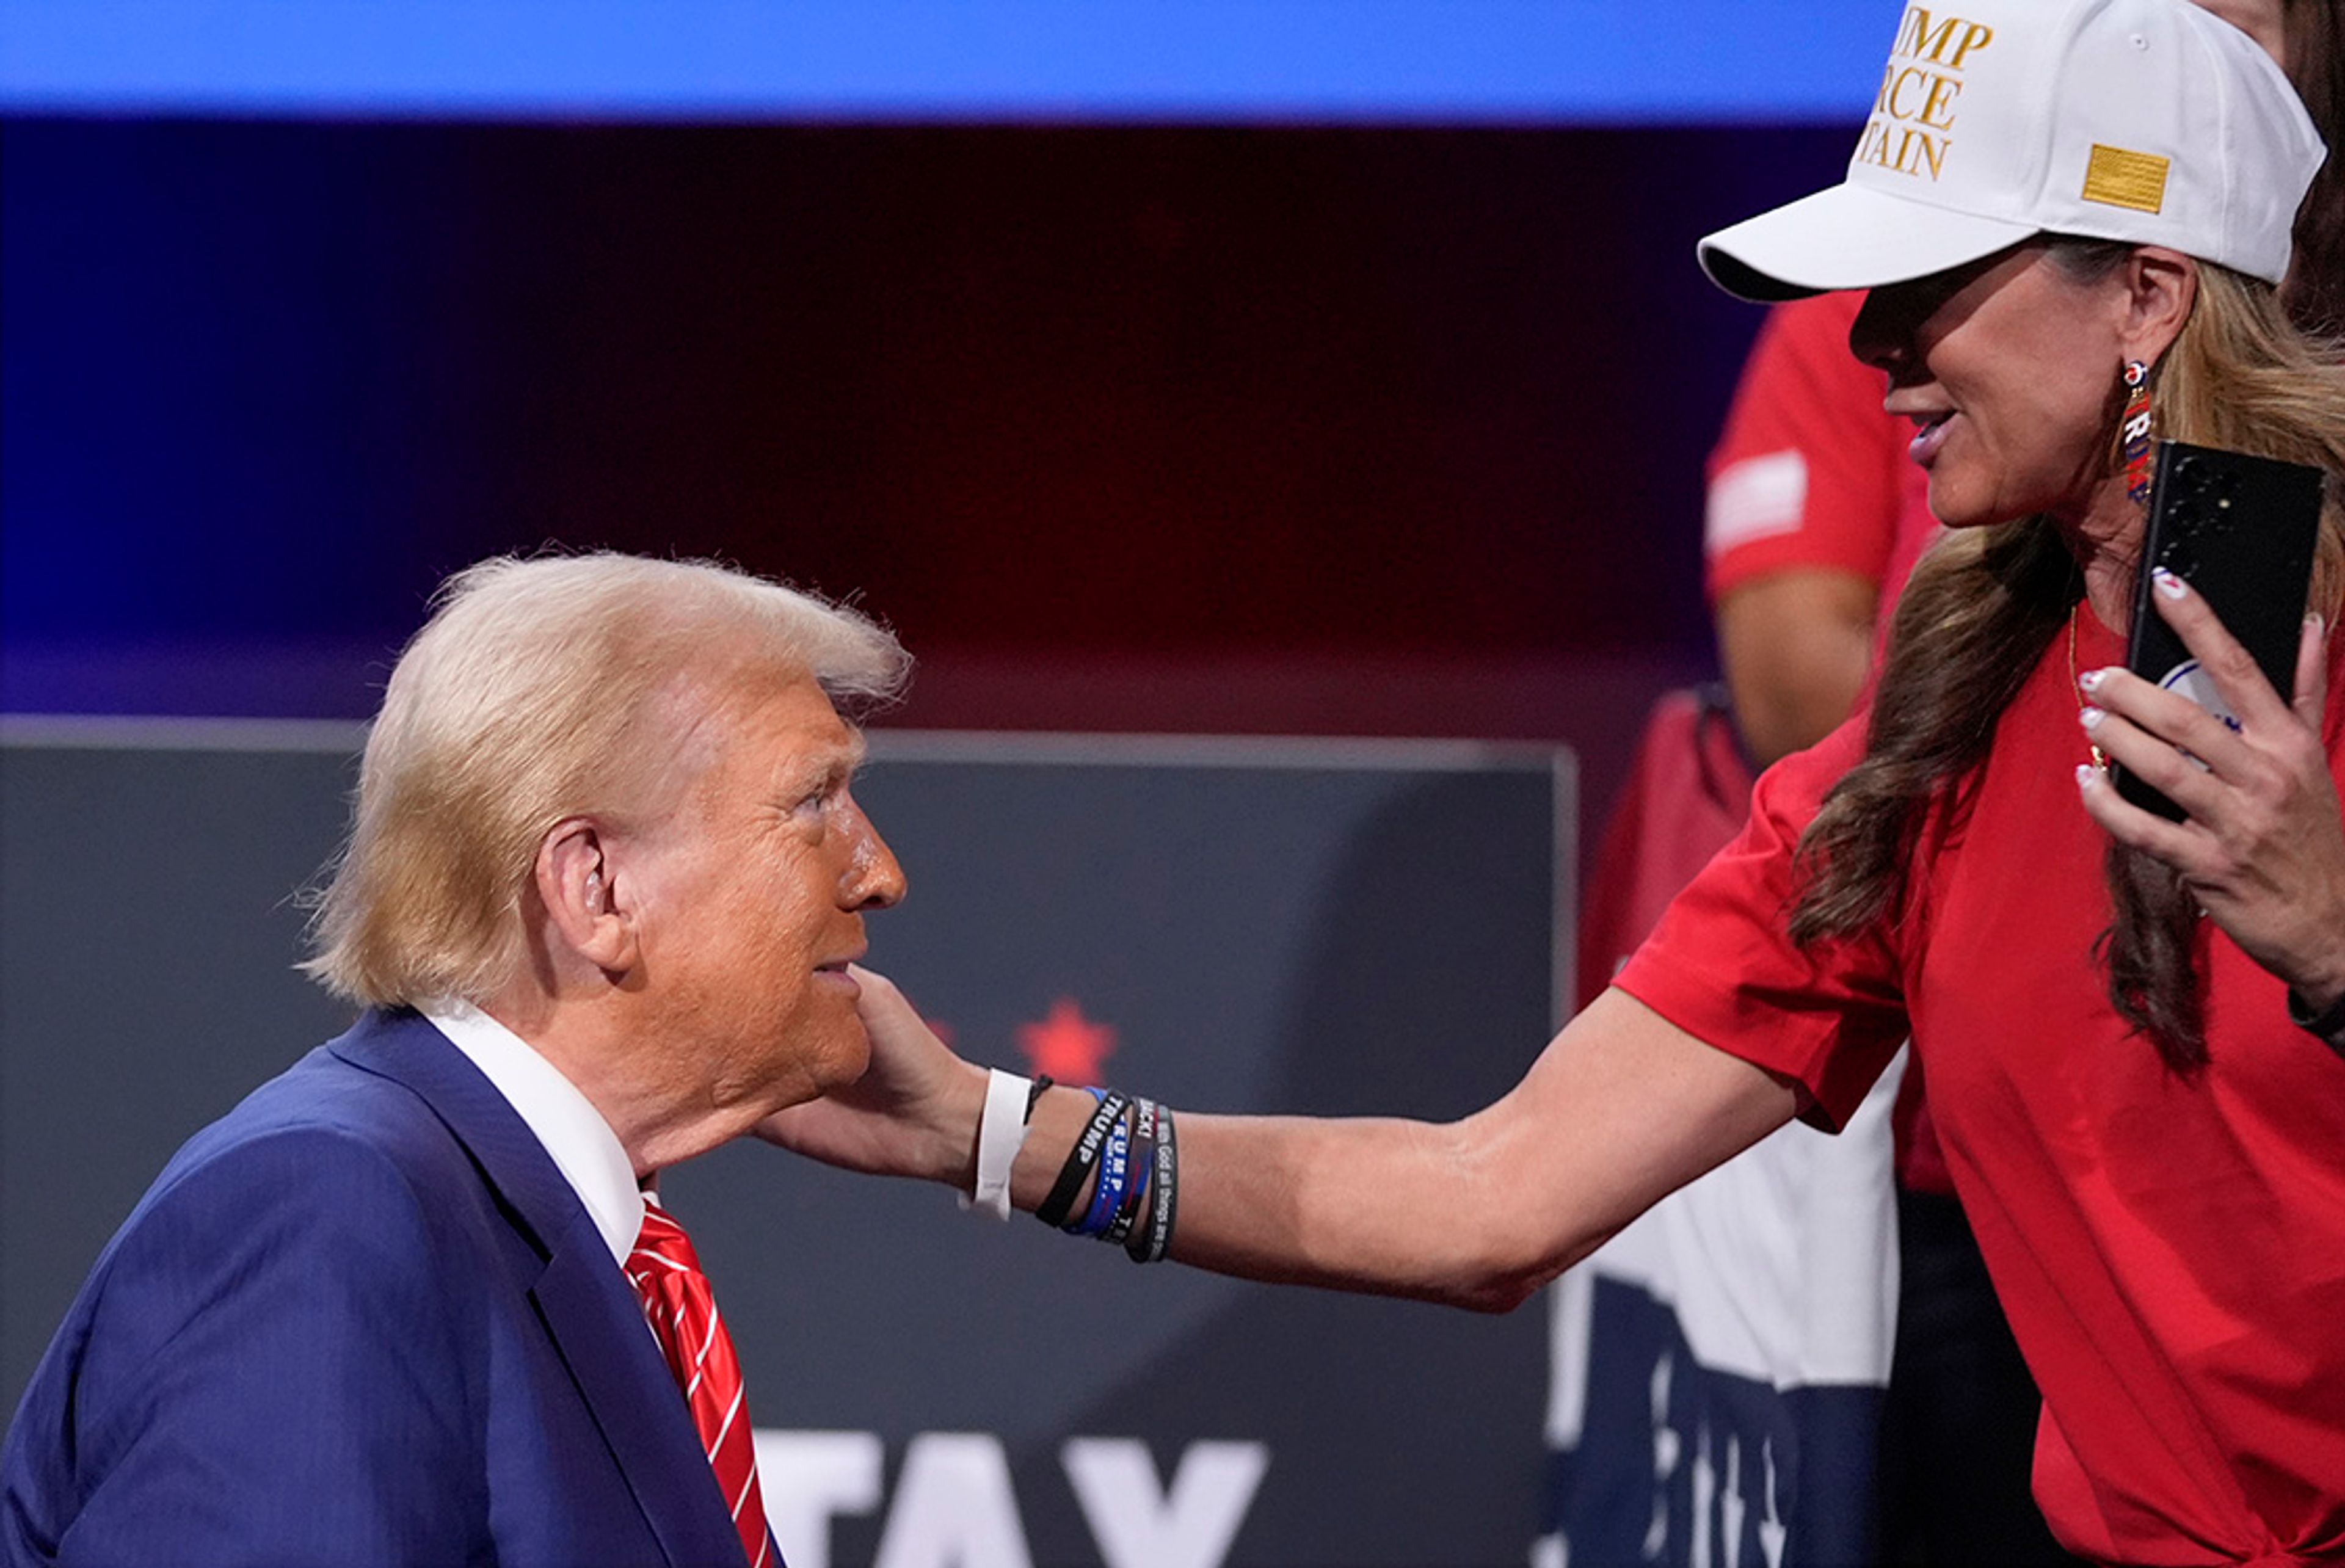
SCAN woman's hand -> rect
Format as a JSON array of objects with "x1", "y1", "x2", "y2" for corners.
[
  {"x1": 755, "y1": 966, "x2": 989, "y2": 1188},
  {"x1": 2076, "y1": 570, "x2": 2345, "y2": 1011}
]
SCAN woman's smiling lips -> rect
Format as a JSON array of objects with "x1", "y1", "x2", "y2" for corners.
[{"x1": 1904, "y1": 407, "x2": 1955, "y2": 466}]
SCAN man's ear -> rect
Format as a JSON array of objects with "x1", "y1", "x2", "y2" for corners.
[
  {"x1": 2120, "y1": 247, "x2": 2199, "y2": 368},
  {"x1": 537, "y1": 821, "x2": 637, "y2": 975}
]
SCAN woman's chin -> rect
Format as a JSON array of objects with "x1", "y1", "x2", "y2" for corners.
[{"x1": 1923, "y1": 480, "x2": 1990, "y2": 530}]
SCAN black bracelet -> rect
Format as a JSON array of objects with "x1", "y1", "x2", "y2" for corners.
[
  {"x1": 1036, "y1": 1091, "x2": 1127, "y2": 1229},
  {"x1": 1105, "y1": 1098, "x2": 1157, "y2": 1248},
  {"x1": 1024, "y1": 1075, "x2": 1054, "y2": 1122},
  {"x1": 1129, "y1": 1103, "x2": 1177, "y2": 1264},
  {"x1": 2286, "y1": 986, "x2": 2345, "y2": 1056}
]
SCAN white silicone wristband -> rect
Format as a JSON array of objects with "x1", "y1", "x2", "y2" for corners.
[{"x1": 960, "y1": 1067, "x2": 1032, "y2": 1221}]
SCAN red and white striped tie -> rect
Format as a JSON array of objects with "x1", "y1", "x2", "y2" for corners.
[{"x1": 626, "y1": 1199, "x2": 775, "y2": 1568}]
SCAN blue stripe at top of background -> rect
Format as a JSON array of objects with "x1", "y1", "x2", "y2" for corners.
[{"x1": 1, "y1": 1, "x2": 1891, "y2": 125}]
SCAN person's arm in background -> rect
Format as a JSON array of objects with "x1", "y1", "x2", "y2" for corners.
[
  {"x1": 1716, "y1": 568, "x2": 1880, "y2": 767},
  {"x1": 1703, "y1": 293, "x2": 1932, "y2": 766}
]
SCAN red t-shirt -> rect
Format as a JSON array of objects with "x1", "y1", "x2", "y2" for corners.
[
  {"x1": 1616, "y1": 605, "x2": 2345, "y2": 1565},
  {"x1": 1704, "y1": 292, "x2": 1940, "y2": 615}
]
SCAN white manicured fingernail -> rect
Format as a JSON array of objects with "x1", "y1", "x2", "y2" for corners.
[
  {"x1": 2154, "y1": 568, "x2": 2187, "y2": 600},
  {"x1": 2079, "y1": 706, "x2": 2106, "y2": 730},
  {"x1": 2078, "y1": 667, "x2": 2106, "y2": 694},
  {"x1": 2076, "y1": 763, "x2": 2097, "y2": 791}
]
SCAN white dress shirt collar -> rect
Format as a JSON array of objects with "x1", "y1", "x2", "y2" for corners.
[{"x1": 420, "y1": 1000, "x2": 645, "y2": 1268}]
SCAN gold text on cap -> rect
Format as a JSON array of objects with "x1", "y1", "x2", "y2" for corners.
[{"x1": 1857, "y1": 9, "x2": 1998, "y2": 181}]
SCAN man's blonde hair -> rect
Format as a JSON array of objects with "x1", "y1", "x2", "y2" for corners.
[{"x1": 300, "y1": 553, "x2": 909, "y2": 1007}]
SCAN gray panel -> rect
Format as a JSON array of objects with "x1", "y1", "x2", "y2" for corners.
[
  {"x1": 0, "y1": 740, "x2": 363, "y2": 1402},
  {"x1": 1, "y1": 724, "x2": 1574, "y2": 1568}
]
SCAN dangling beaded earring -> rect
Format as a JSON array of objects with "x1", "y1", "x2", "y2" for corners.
[{"x1": 2120, "y1": 358, "x2": 2154, "y2": 506}]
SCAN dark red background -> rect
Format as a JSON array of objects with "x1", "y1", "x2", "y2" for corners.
[{"x1": 2, "y1": 117, "x2": 1858, "y2": 825}]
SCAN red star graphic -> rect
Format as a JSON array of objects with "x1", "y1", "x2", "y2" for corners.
[{"x1": 1016, "y1": 996, "x2": 1117, "y2": 1085}]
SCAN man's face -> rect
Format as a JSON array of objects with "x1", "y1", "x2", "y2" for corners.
[{"x1": 622, "y1": 668, "x2": 905, "y2": 1118}]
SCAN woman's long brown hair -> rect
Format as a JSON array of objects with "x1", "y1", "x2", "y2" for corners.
[
  {"x1": 1785, "y1": 246, "x2": 2345, "y2": 1072},
  {"x1": 2280, "y1": 0, "x2": 2345, "y2": 338}
]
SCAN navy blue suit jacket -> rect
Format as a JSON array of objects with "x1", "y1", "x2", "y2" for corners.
[{"x1": 2, "y1": 1010, "x2": 759, "y2": 1567}]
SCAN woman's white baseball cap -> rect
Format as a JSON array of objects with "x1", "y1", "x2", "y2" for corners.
[{"x1": 1698, "y1": 0, "x2": 2326, "y2": 301}]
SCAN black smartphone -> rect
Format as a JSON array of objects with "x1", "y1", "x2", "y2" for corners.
[{"x1": 2116, "y1": 438, "x2": 2325, "y2": 821}]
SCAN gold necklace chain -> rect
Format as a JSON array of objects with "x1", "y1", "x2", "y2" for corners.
[{"x1": 2068, "y1": 599, "x2": 2109, "y2": 772}]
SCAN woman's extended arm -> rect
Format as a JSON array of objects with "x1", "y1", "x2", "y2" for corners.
[{"x1": 762, "y1": 975, "x2": 1805, "y2": 1312}]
